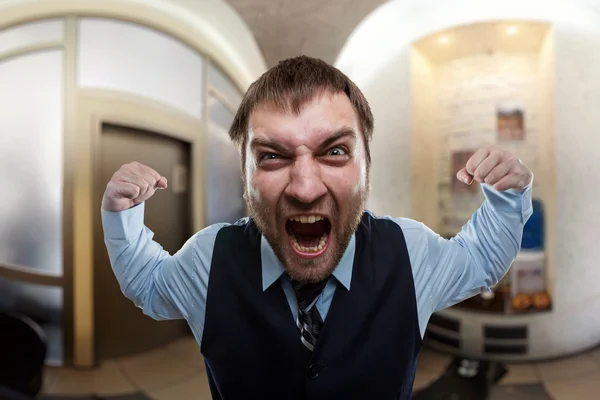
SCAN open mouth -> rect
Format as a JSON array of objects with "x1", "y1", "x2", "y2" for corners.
[{"x1": 285, "y1": 215, "x2": 332, "y2": 256}]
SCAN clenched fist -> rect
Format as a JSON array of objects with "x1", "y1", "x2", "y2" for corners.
[
  {"x1": 102, "y1": 162, "x2": 168, "y2": 212},
  {"x1": 456, "y1": 146, "x2": 533, "y2": 191}
]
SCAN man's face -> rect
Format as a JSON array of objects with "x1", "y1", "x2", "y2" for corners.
[{"x1": 244, "y1": 92, "x2": 369, "y2": 283}]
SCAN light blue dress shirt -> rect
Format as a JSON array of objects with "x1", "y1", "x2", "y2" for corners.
[{"x1": 102, "y1": 181, "x2": 533, "y2": 342}]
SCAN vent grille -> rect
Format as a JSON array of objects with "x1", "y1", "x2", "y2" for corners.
[
  {"x1": 483, "y1": 324, "x2": 528, "y2": 355},
  {"x1": 484, "y1": 325, "x2": 527, "y2": 340},
  {"x1": 429, "y1": 313, "x2": 460, "y2": 333}
]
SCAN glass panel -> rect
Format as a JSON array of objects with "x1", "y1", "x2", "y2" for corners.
[
  {"x1": 0, "y1": 50, "x2": 63, "y2": 275},
  {"x1": 205, "y1": 97, "x2": 245, "y2": 224},
  {"x1": 78, "y1": 18, "x2": 204, "y2": 118},
  {"x1": 208, "y1": 62, "x2": 243, "y2": 109},
  {"x1": 0, "y1": 276, "x2": 63, "y2": 365},
  {"x1": 0, "y1": 19, "x2": 64, "y2": 53},
  {"x1": 208, "y1": 95, "x2": 236, "y2": 131}
]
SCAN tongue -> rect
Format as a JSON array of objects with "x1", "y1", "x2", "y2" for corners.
[{"x1": 290, "y1": 220, "x2": 326, "y2": 248}]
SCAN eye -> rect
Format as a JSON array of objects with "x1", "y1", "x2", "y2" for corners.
[
  {"x1": 257, "y1": 152, "x2": 289, "y2": 170},
  {"x1": 327, "y1": 147, "x2": 347, "y2": 156},
  {"x1": 259, "y1": 153, "x2": 280, "y2": 161}
]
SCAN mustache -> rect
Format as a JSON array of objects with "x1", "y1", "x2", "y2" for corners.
[{"x1": 276, "y1": 199, "x2": 338, "y2": 220}]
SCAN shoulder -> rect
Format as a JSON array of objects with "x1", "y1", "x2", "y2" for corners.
[
  {"x1": 185, "y1": 221, "x2": 232, "y2": 253},
  {"x1": 363, "y1": 211, "x2": 435, "y2": 266},
  {"x1": 195, "y1": 217, "x2": 250, "y2": 236},
  {"x1": 364, "y1": 210, "x2": 430, "y2": 238},
  {"x1": 195, "y1": 222, "x2": 232, "y2": 239},
  {"x1": 178, "y1": 220, "x2": 244, "y2": 267},
  {"x1": 189, "y1": 217, "x2": 257, "y2": 250}
]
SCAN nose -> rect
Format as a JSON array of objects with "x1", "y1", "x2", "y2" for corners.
[{"x1": 284, "y1": 156, "x2": 327, "y2": 205}]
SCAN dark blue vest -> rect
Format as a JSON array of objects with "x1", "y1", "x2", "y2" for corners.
[{"x1": 201, "y1": 212, "x2": 422, "y2": 399}]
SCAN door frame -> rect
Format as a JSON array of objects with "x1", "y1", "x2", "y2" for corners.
[{"x1": 76, "y1": 89, "x2": 206, "y2": 366}]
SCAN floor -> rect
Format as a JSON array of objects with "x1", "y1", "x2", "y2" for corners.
[
  {"x1": 41, "y1": 339, "x2": 600, "y2": 400},
  {"x1": 39, "y1": 323, "x2": 63, "y2": 367}
]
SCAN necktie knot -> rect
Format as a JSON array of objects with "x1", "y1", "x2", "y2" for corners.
[{"x1": 290, "y1": 279, "x2": 328, "y2": 310}]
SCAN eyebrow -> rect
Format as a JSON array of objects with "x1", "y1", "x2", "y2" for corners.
[
  {"x1": 249, "y1": 137, "x2": 290, "y2": 154},
  {"x1": 250, "y1": 126, "x2": 357, "y2": 154},
  {"x1": 318, "y1": 127, "x2": 357, "y2": 150}
]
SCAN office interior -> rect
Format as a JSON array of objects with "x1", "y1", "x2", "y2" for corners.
[{"x1": 0, "y1": 0, "x2": 599, "y2": 399}]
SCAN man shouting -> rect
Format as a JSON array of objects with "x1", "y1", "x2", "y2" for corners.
[{"x1": 101, "y1": 56, "x2": 533, "y2": 399}]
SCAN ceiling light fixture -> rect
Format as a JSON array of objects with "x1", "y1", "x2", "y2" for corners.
[
  {"x1": 439, "y1": 35, "x2": 449, "y2": 44},
  {"x1": 507, "y1": 25, "x2": 518, "y2": 35}
]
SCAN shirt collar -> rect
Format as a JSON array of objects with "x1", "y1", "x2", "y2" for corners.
[{"x1": 260, "y1": 234, "x2": 356, "y2": 291}]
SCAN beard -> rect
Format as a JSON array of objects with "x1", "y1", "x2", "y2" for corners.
[{"x1": 246, "y1": 189, "x2": 367, "y2": 284}]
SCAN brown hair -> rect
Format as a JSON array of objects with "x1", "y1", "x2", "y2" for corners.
[{"x1": 229, "y1": 55, "x2": 374, "y2": 169}]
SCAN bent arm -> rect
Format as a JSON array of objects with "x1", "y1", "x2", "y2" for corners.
[
  {"x1": 101, "y1": 203, "x2": 223, "y2": 324},
  {"x1": 426, "y1": 179, "x2": 533, "y2": 312}
]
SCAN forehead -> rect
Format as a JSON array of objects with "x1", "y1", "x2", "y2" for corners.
[{"x1": 248, "y1": 92, "x2": 359, "y2": 147}]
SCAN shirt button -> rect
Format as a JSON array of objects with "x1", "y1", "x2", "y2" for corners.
[{"x1": 308, "y1": 364, "x2": 321, "y2": 379}]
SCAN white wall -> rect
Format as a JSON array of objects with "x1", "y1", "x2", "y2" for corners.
[
  {"x1": 0, "y1": 18, "x2": 63, "y2": 52},
  {"x1": 550, "y1": 19, "x2": 600, "y2": 352},
  {"x1": 336, "y1": 0, "x2": 600, "y2": 358},
  {"x1": 78, "y1": 18, "x2": 206, "y2": 119},
  {"x1": 410, "y1": 48, "x2": 439, "y2": 231},
  {"x1": 363, "y1": 46, "x2": 413, "y2": 217},
  {"x1": 205, "y1": 95, "x2": 245, "y2": 225},
  {"x1": 435, "y1": 52, "x2": 542, "y2": 234},
  {"x1": 0, "y1": 34, "x2": 65, "y2": 278},
  {"x1": 0, "y1": 33, "x2": 65, "y2": 324},
  {"x1": 538, "y1": 29, "x2": 556, "y2": 292}
]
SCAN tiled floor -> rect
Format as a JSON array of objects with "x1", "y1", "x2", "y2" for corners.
[
  {"x1": 42, "y1": 339, "x2": 600, "y2": 400},
  {"x1": 43, "y1": 338, "x2": 210, "y2": 400}
]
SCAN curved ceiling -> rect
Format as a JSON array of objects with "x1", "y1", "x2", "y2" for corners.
[
  {"x1": 227, "y1": 0, "x2": 388, "y2": 67},
  {"x1": 413, "y1": 20, "x2": 551, "y2": 65}
]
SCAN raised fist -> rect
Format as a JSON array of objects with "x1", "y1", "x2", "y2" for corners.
[
  {"x1": 456, "y1": 146, "x2": 533, "y2": 191},
  {"x1": 102, "y1": 162, "x2": 168, "y2": 212}
]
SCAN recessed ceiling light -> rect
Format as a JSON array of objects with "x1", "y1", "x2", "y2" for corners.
[
  {"x1": 507, "y1": 25, "x2": 518, "y2": 35},
  {"x1": 439, "y1": 35, "x2": 449, "y2": 44}
]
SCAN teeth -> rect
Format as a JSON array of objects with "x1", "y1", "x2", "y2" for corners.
[
  {"x1": 289, "y1": 215, "x2": 324, "y2": 224},
  {"x1": 290, "y1": 233, "x2": 328, "y2": 253}
]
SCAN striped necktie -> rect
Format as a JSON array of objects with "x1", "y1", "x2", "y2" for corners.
[{"x1": 291, "y1": 279, "x2": 327, "y2": 352}]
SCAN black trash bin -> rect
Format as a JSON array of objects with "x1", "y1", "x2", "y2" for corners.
[{"x1": 0, "y1": 311, "x2": 47, "y2": 399}]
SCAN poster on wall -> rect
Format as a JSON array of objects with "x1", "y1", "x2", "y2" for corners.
[
  {"x1": 497, "y1": 102, "x2": 525, "y2": 141},
  {"x1": 450, "y1": 150, "x2": 478, "y2": 194}
]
